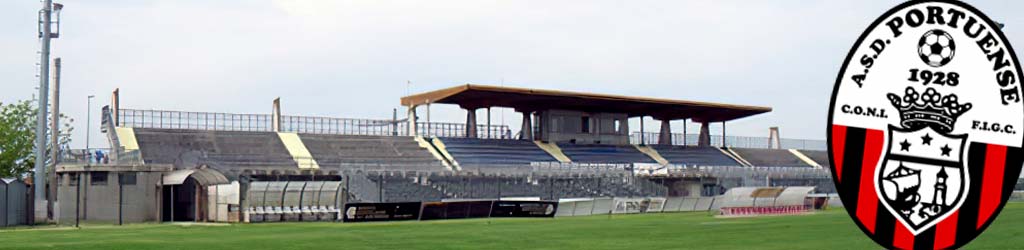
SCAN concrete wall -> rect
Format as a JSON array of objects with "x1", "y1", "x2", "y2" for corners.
[
  {"x1": 538, "y1": 109, "x2": 629, "y2": 145},
  {"x1": 57, "y1": 171, "x2": 162, "y2": 225}
]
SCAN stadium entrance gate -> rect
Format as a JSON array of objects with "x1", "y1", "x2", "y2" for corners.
[{"x1": 161, "y1": 169, "x2": 229, "y2": 222}]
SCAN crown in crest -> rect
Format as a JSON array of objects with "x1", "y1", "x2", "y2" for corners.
[{"x1": 887, "y1": 87, "x2": 971, "y2": 133}]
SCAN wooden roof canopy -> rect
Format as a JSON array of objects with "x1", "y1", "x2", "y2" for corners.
[{"x1": 400, "y1": 84, "x2": 772, "y2": 123}]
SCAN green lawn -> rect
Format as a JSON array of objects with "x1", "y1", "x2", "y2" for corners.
[{"x1": 1, "y1": 203, "x2": 1022, "y2": 250}]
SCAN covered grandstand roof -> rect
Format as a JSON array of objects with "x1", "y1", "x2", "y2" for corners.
[{"x1": 400, "y1": 84, "x2": 771, "y2": 122}]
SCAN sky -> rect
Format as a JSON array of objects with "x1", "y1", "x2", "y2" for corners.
[{"x1": 1, "y1": 0, "x2": 1022, "y2": 150}]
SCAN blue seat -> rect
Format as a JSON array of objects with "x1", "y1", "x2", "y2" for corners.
[
  {"x1": 556, "y1": 143, "x2": 655, "y2": 164},
  {"x1": 442, "y1": 138, "x2": 557, "y2": 165}
]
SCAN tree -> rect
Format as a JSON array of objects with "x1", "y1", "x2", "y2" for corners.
[{"x1": 0, "y1": 100, "x2": 74, "y2": 179}]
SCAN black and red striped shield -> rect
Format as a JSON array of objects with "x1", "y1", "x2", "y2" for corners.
[{"x1": 830, "y1": 1, "x2": 1024, "y2": 249}]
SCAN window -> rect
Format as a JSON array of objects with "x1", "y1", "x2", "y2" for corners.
[
  {"x1": 69, "y1": 174, "x2": 79, "y2": 186},
  {"x1": 614, "y1": 119, "x2": 622, "y2": 133},
  {"x1": 581, "y1": 116, "x2": 591, "y2": 133},
  {"x1": 90, "y1": 172, "x2": 108, "y2": 186},
  {"x1": 120, "y1": 173, "x2": 137, "y2": 185}
]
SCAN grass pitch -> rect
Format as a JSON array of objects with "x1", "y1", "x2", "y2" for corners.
[{"x1": 1, "y1": 203, "x2": 1022, "y2": 250}]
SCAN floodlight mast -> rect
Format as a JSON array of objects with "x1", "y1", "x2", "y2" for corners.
[{"x1": 32, "y1": 0, "x2": 61, "y2": 221}]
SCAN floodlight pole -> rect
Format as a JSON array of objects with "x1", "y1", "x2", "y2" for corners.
[{"x1": 33, "y1": 0, "x2": 59, "y2": 221}]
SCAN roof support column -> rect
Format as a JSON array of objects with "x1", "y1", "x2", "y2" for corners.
[
  {"x1": 698, "y1": 121, "x2": 711, "y2": 147},
  {"x1": 407, "y1": 105, "x2": 418, "y2": 136},
  {"x1": 658, "y1": 118, "x2": 672, "y2": 146},
  {"x1": 486, "y1": 107, "x2": 491, "y2": 139},
  {"x1": 426, "y1": 102, "x2": 431, "y2": 136},
  {"x1": 682, "y1": 119, "x2": 688, "y2": 146},
  {"x1": 518, "y1": 110, "x2": 533, "y2": 141},
  {"x1": 721, "y1": 122, "x2": 727, "y2": 148},
  {"x1": 465, "y1": 107, "x2": 478, "y2": 138},
  {"x1": 639, "y1": 116, "x2": 645, "y2": 145},
  {"x1": 272, "y1": 98, "x2": 281, "y2": 132}
]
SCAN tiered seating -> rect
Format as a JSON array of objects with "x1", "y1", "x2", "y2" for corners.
[
  {"x1": 799, "y1": 150, "x2": 830, "y2": 167},
  {"x1": 373, "y1": 175, "x2": 446, "y2": 202},
  {"x1": 299, "y1": 135, "x2": 441, "y2": 169},
  {"x1": 430, "y1": 176, "x2": 547, "y2": 199},
  {"x1": 133, "y1": 128, "x2": 296, "y2": 168},
  {"x1": 441, "y1": 138, "x2": 557, "y2": 165},
  {"x1": 428, "y1": 176, "x2": 661, "y2": 200},
  {"x1": 769, "y1": 178, "x2": 836, "y2": 194},
  {"x1": 556, "y1": 143, "x2": 655, "y2": 164},
  {"x1": 730, "y1": 148, "x2": 812, "y2": 168},
  {"x1": 650, "y1": 146, "x2": 739, "y2": 166}
]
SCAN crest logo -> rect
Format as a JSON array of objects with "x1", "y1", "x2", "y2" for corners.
[{"x1": 829, "y1": 1, "x2": 1024, "y2": 249}]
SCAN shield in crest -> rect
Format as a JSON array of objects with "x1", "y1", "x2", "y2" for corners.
[{"x1": 879, "y1": 125, "x2": 967, "y2": 235}]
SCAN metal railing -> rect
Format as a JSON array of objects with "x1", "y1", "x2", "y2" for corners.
[
  {"x1": 58, "y1": 148, "x2": 143, "y2": 165},
  {"x1": 119, "y1": 109, "x2": 274, "y2": 132},
  {"x1": 118, "y1": 109, "x2": 510, "y2": 138},
  {"x1": 629, "y1": 132, "x2": 826, "y2": 151},
  {"x1": 281, "y1": 115, "x2": 401, "y2": 136},
  {"x1": 417, "y1": 122, "x2": 511, "y2": 139}
]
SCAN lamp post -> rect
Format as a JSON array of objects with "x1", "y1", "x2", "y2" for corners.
[{"x1": 86, "y1": 95, "x2": 94, "y2": 158}]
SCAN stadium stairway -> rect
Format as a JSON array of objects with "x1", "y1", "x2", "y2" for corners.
[
  {"x1": 796, "y1": 150, "x2": 830, "y2": 168},
  {"x1": 633, "y1": 145, "x2": 670, "y2": 165},
  {"x1": 787, "y1": 149, "x2": 822, "y2": 168}
]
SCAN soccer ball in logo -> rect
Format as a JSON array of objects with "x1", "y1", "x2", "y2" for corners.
[{"x1": 918, "y1": 29, "x2": 956, "y2": 67}]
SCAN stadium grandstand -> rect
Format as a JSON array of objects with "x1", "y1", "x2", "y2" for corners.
[{"x1": 53, "y1": 84, "x2": 839, "y2": 224}]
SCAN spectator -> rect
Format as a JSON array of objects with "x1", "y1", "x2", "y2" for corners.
[{"x1": 95, "y1": 150, "x2": 104, "y2": 164}]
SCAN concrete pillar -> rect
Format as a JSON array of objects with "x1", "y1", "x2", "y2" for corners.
[
  {"x1": 534, "y1": 112, "x2": 543, "y2": 140},
  {"x1": 682, "y1": 119, "x2": 688, "y2": 146},
  {"x1": 272, "y1": 98, "x2": 281, "y2": 132},
  {"x1": 49, "y1": 58, "x2": 61, "y2": 220},
  {"x1": 768, "y1": 127, "x2": 781, "y2": 149},
  {"x1": 721, "y1": 122, "x2": 727, "y2": 147},
  {"x1": 407, "y1": 105, "x2": 418, "y2": 136},
  {"x1": 465, "y1": 108, "x2": 478, "y2": 138},
  {"x1": 486, "y1": 108, "x2": 492, "y2": 139},
  {"x1": 426, "y1": 102, "x2": 431, "y2": 136},
  {"x1": 111, "y1": 88, "x2": 120, "y2": 127},
  {"x1": 698, "y1": 121, "x2": 711, "y2": 147},
  {"x1": 658, "y1": 119, "x2": 672, "y2": 145},
  {"x1": 519, "y1": 110, "x2": 533, "y2": 141},
  {"x1": 639, "y1": 116, "x2": 645, "y2": 145}
]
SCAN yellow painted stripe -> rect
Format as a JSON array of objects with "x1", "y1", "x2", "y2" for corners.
[
  {"x1": 276, "y1": 132, "x2": 320, "y2": 169},
  {"x1": 721, "y1": 147, "x2": 753, "y2": 167},
  {"x1": 635, "y1": 145, "x2": 670, "y2": 166},
  {"x1": 114, "y1": 127, "x2": 139, "y2": 151},
  {"x1": 534, "y1": 141, "x2": 572, "y2": 163},
  {"x1": 418, "y1": 136, "x2": 455, "y2": 171},
  {"x1": 789, "y1": 149, "x2": 822, "y2": 169}
]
